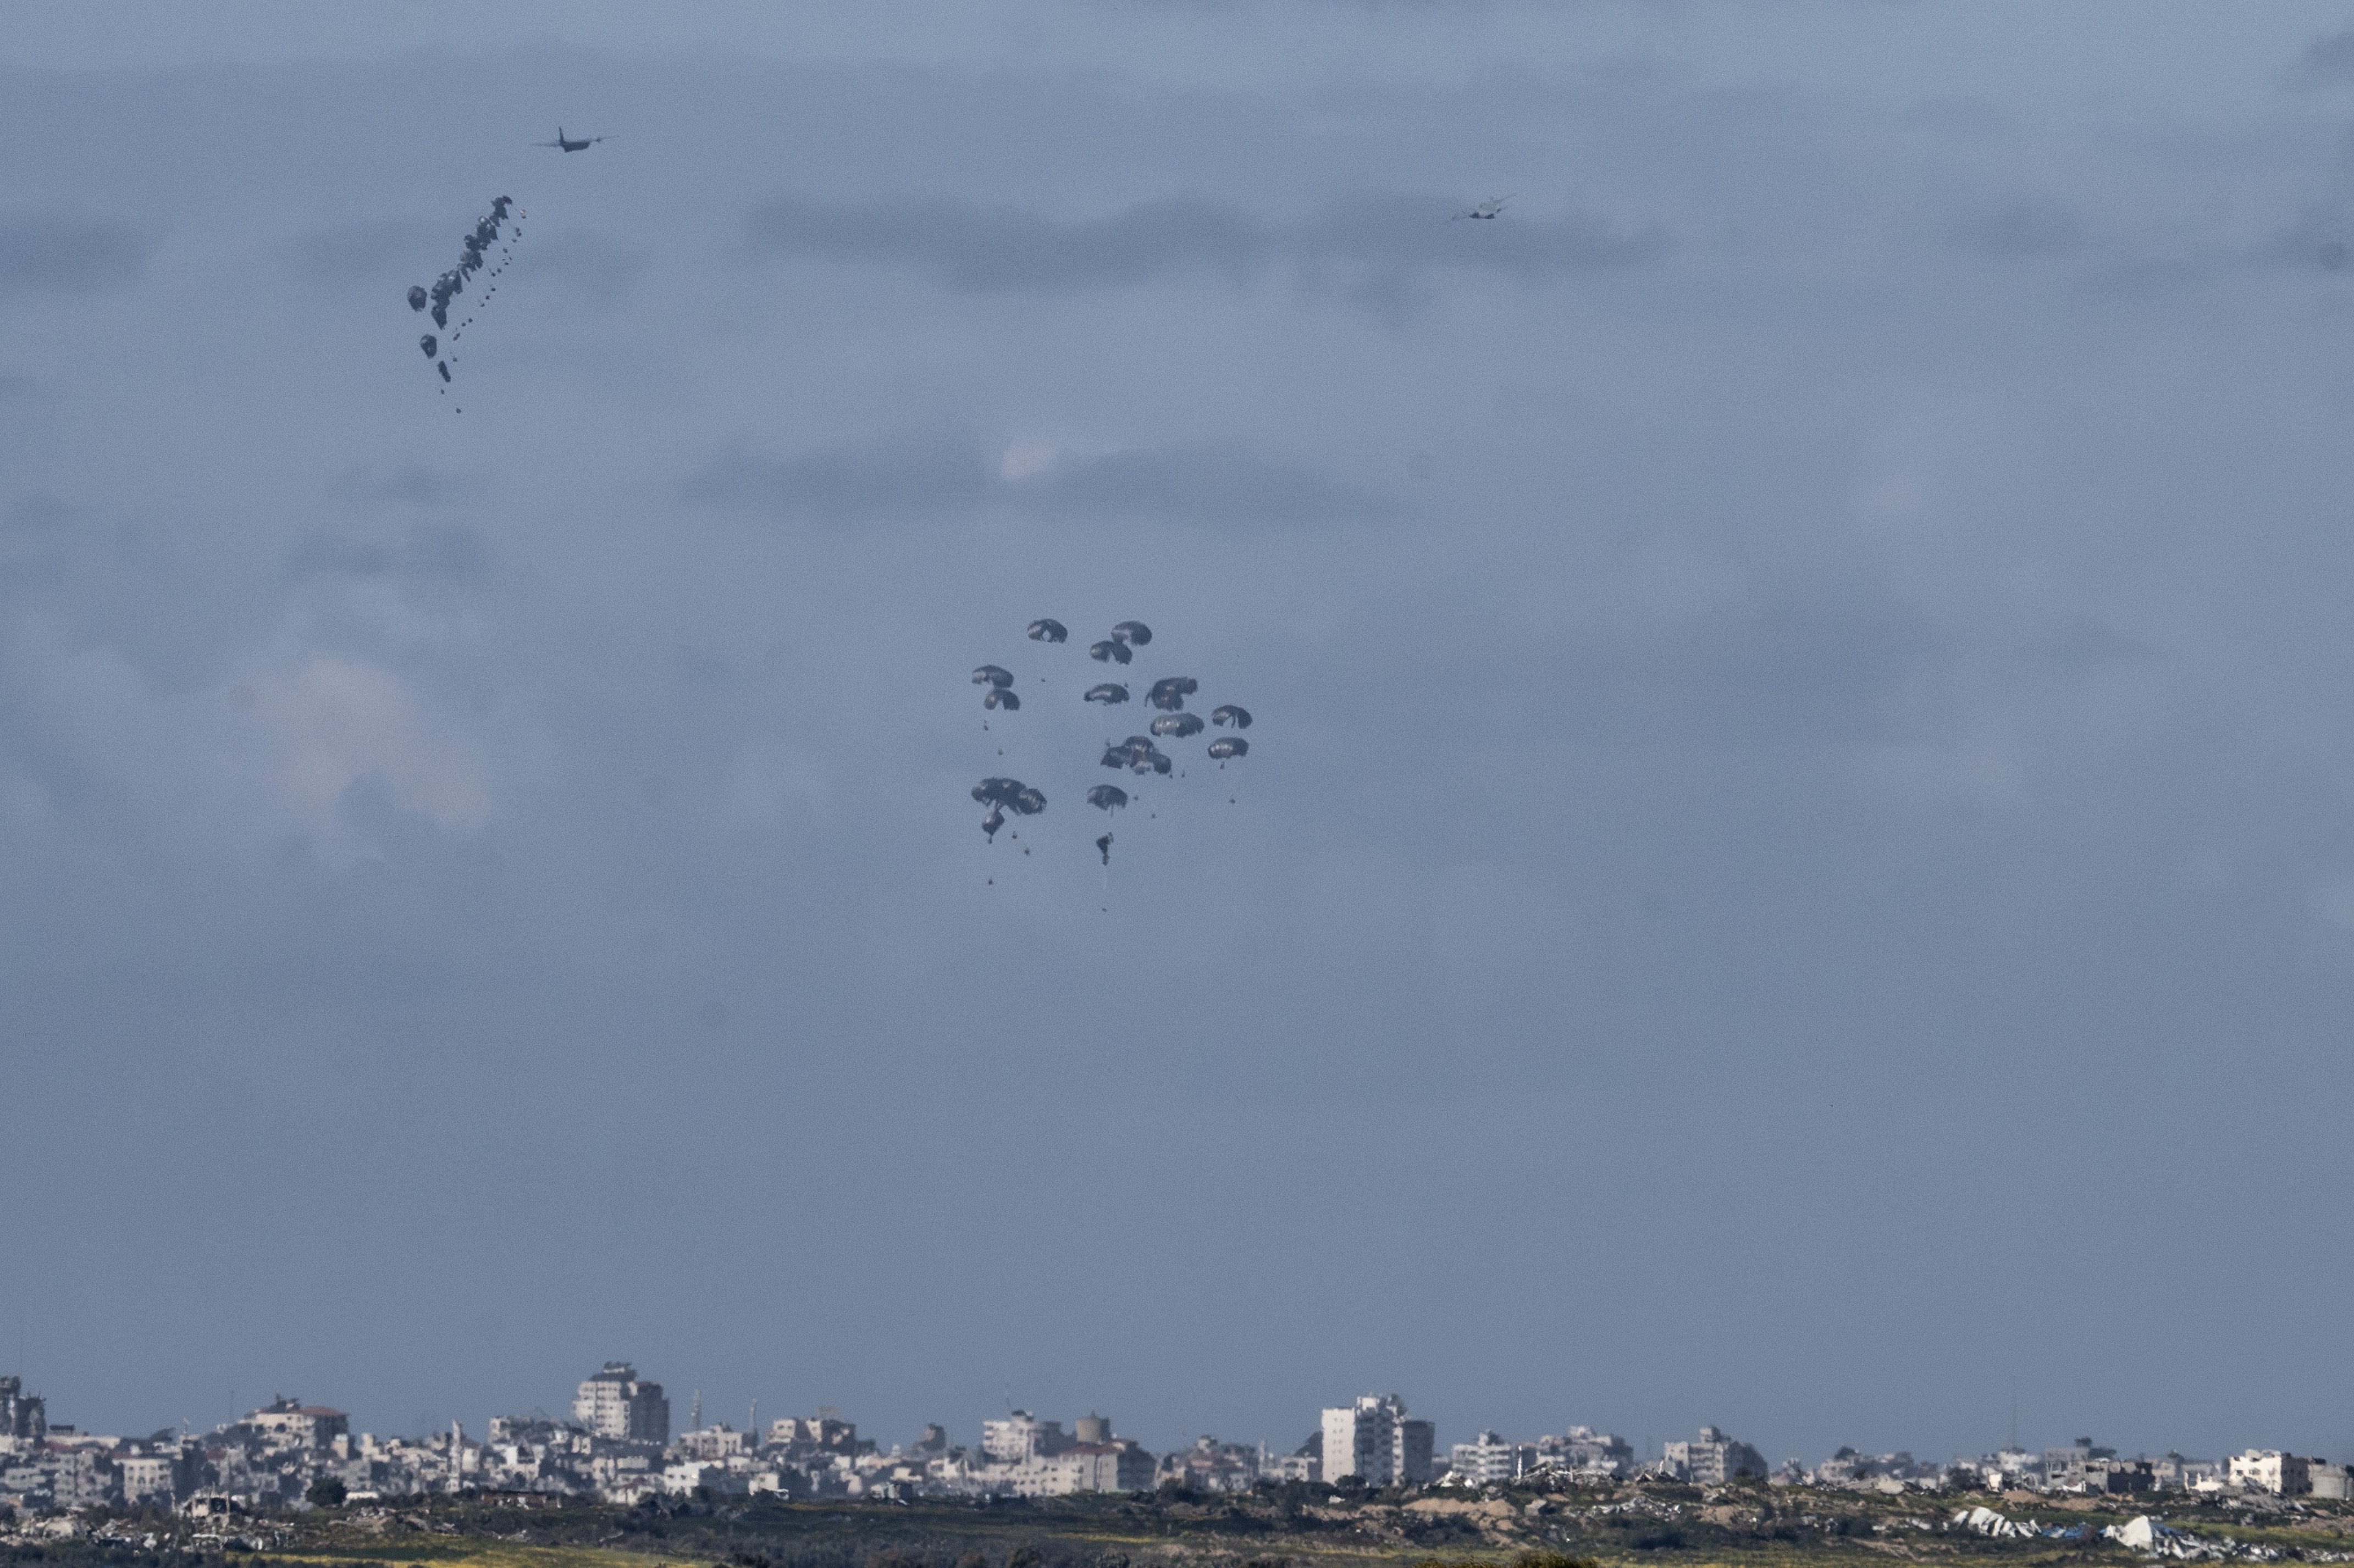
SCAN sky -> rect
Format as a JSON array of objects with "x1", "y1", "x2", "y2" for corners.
[{"x1": 5, "y1": 0, "x2": 2354, "y2": 1470}]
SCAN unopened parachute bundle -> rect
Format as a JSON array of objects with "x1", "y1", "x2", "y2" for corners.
[
  {"x1": 966, "y1": 616, "x2": 1256, "y2": 882},
  {"x1": 406, "y1": 196, "x2": 525, "y2": 406}
]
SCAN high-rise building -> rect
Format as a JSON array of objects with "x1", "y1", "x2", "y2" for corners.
[
  {"x1": 1320, "y1": 1395, "x2": 1434, "y2": 1487},
  {"x1": 0, "y1": 1377, "x2": 45, "y2": 1441},
  {"x1": 573, "y1": 1362, "x2": 670, "y2": 1444}
]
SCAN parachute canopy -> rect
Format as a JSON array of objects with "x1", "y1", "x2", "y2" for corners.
[
  {"x1": 1207, "y1": 736, "x2": 1248, "y2": 761},
  {"x1": 982, "y1": 687, "x2": 1020, "y2": 711},
  {"x1": 971, "y1": 664, "x2": 1014, "y2": 688},
  {"x1": 1100, "y1": 739, "x2": 1172, "y2": 775},
  {"x1": 419, "y1": 334, "x2": 438, "y2": 358},
  {"x1": 1088, "y1": 639, "x2": 1132, "y2": 665},
  {"x1": 1026, "y1": 618, "x2": 1068, "y2": 643},
  {"x1": 1084, "y1": 683, "x2": 1129, "y2": 705},
  {"x1": 1086, "y1": 784, "x2": 1129, "y2": 812},
  {"x1": 1211, "y1": 705, "x2": 1252, "y2": 729},
  {"x1": 1146, "y1": 676, "x2": 1198, "y2": 711},
  {"x1": 972, "y1": 777, "x2": 1045, "y2": 814},
  {"x1": 407, "y1": 196, "x2": 522, "y2": 395},
  {"x1": 1150, "y1": 712, "x2": 1205, "y2": 738},
  {"x1": 1110, "y1": 620, "x2": 1152, "y2": 646}
]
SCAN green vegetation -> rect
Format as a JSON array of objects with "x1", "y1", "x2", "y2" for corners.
[{"x1": 5, "y1": 1483, "x2": 2353, "y2": 1568}]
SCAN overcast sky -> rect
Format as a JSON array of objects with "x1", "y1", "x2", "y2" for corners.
[{"x1": 7, "y1": 1, "x2": 2354, "y2": 1469}]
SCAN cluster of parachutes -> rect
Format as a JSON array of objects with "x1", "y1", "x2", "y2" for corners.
[
  {"x1": 970, "y1": 774, "x2": 1047, "y2": 844},
  {"x1": 969, "y1": 616, "x2": 1255, "y2": 874},
  {"x1": 405, "y1": 196, "x2": 524, "y2": 403}
]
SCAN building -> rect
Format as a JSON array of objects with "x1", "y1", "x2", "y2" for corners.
[
  {"x1": 2040, "y1": 1438, "x2": 2115, "y2": 1492},
  {"x1": 2311, "y1": 1464, "x2": 2352, "y2": 1501},
  {"x1": 573, "y1": 1363, "x2": 670, "y2": 1444},
  {"x1": 0, "y1": 1378, "x2": 46, "y2": 1442},
  {"x1": 2229, "y1": 1450, "x2": 2311, "y2": 1495},
  {"x1": 1321, "y1": 1395, "x2": 1435, "y2": 1487},
  {"x1": 247, "y1": 1399, "x2": 350, "y2": 1450},
  {"x1": 1008, "y1": 1439, "x2": 1156, "y2": 1495},
  {"x1": 769, "y1": 1412, "x2": 863, "y2": 1454},
  {"x1": 120, "y1": 1455, "x2": 176, "y2": 1503},
  {"x1": 982, "y1": 1411, "x2": 1071, "y2": 1464},
  {"x1": 2082, "y1": 1458, "x2": 2154, "y2": 1494},
  {"x1": 1660, "y1": 1427, "x2": 1767, "y2": 1484},
  {"x1": 676, "y1": 1425, "x2": 749, "y2": 1461},
  {"x1": 1450, "y1": 1432, "x2": 1527, "y2": 1485},
  {"x1": 1157, "y1": 1436, "x2": 1261, "y2": 1493},
  {"x1": 1262, "y1": 1435, "x2": 1322, "y2": 1483},
  {"x1": 1533, "y1": 1427, "x2": 1632, "y2": 1478}
]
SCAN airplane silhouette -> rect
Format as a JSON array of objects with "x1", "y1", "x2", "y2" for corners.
[
  {"x1": 1451, "y1": 195, "x2": 1511, "y2": 220},
  {"x1": 535, "y1": 127, "x2": 609, "y2": 152}
]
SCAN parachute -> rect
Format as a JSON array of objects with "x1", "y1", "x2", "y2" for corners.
[
  {"x1": 418, "y1": 334, "x2": 438, "y2": 358},
  {"x1": 973, "y1": 776, "x2": 1046, "y2": 828},
  {"x1": 1146, "y1": 676, "x2": 1198, "y2": 711},
  {"x1": 405, "y1": 195, "x2": 522, "y2": 405},
  {"x1": 964, "y1": 616, "x2": 1252, "y2": 880},
  {"x1": 1099, "y1": 738, "x2": 1172, "y2": 775}
]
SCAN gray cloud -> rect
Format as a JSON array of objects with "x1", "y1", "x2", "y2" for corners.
[
  {"x1": 1941, "y1": 193, "x2": 2083, "y2": 260},
  {"x1": 291, "y1": 218, "x2": 444, "y2": 282},
  {"x1": 288, "y1": 522, "x2": 490, "y2": 581},
  {"x1": 325, "y1": 461, "x2": 483, "y2": 512},
  {"x1": 2286, "y1": 29, "x2": 2354, "y2": 89},
  {"x1": 684, "y1": 429, "x2": 1396, "y2": 525},
  {"x1": 5, "y1": 493, "x2": 77, "y2": 532},
  {"x1": 0, "y1": 215, "x2": 150, "y2": 292},
  {"x1": 745, "y1": 191, "x2": 1667, "y2": 294}
]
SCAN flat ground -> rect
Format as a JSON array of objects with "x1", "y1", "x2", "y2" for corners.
[{"x1": 13, "y1": 1482, "x2": 2354, "y2": 1568}]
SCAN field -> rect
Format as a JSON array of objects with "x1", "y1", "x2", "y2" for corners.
[{"x1": 10, "y1": 1483, "x2": 2354, "y2": 1568}]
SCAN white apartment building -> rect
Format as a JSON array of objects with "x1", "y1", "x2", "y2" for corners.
[
  {"x1": 573, "y1": 1362, "x2": 670, "y2": 1444},
  {"x1": 676, "y1": 1425, "x2": 749, "y2": 1460},
  {"x1": 1005, "y1": 1440, "x2": 1156, "y2": 1495},
  {"x1": 1661, "y1": 1426, "x2": 1768, "y2": 1484},
  {"x1": 1534, "y1": 1426, "x2": 1633, "y2": 1478},
  {"x1": 982, "y1": 1411, "x2": 1071, "y2": 1464},
  {"x1": 119, "y1": 1455, "x2": 175, "y2": 1502},
  {"x1": 2229, "y1": 1450, "x2": 2311, "y2": 1495},
  {"x1": 1321, "y1": 1395, "x2": 1435, "y2": 1487},
  {"x1": 247, "y1": 1400, "x2": 349, "y2": 1450},
  {"x1": 1450, "y1": 1432, "x2": 1526, "y2": 1484}
]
